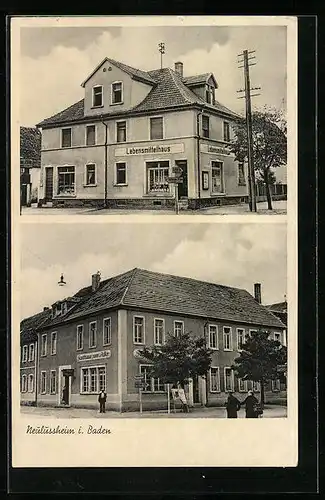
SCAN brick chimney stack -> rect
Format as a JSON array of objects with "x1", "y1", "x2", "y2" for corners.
[
  {"x1": 92, "y1": 271, "x2": 101, "y2": 292},
  {"x1": 174, "y1": 62, "x2": 183, "y2": 78},
  {"x1": 254, "y1": 283, "x2": 262, "y2": 304}
]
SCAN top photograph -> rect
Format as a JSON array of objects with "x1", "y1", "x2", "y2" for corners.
[{"x1": 17, "y1": 21, "x2": 291, "y2": 216}]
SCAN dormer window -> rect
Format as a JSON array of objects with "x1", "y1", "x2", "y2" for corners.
[
  {"x1": 111, "y1": 82, "x2": 123, "y2": 104},
  {"x1": 92, "y1": 85, "x2": 103, "y2": 107},
  {"x1": 205, "y1": 85, "x2": 215, "y2": 105}
]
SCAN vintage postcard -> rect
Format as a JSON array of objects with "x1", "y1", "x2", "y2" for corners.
[{"x1": 11, "y1": 15, "x2": 297, "y2": 469}]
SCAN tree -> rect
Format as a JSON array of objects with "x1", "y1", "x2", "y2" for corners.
[
  {"x1": 231, "y1": 107, "x2": 287, "y2": 210},
  {"x1": 232, "y1": 330, "x2": 287, "y2": 408},
  {"x1": 138, "y1": 332, "x2": 213, "y2": 388}
]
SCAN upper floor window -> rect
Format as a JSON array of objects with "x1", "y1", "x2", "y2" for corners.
[
  {"x1": 223, "y1": 326, "x2": 233, "y2": 351},
  {"x1": 28, "y1": 343, "x2": 35, "y2": 362},
  {"x1": 86, "y1": 125, "x2": 96, "y2": 146},
  {"x1": 274, "y1": 332, "x2": 281, "y2": 343},
  {"x1": 205, "y1": 85, "x2": 215, "y2": 105},
  {"x1": 103, "y1": 318, "x2": 112, "y2": 346},
  {"x1": 61, "y1": 128, "x2": 72, "y2": 148},
  {"x1": 22, "y1": 345, "x2": 28, "y2": 363},
  {"x1": 51, "y1": 332, "x2": 57, "y2": 355},
  {"x1": 77, "y1": 325, "x2": 84, "y2": 350},
  {"x1": 202, "y1": 115, "x2": 210, "y2": 138},
  {"x1": 89, "y1": 321, "x2": 97, "y2": 348},
  {"x1": 133, "y1": 316, "x2": 145, "y2": 344},
  {"x1": 85, "y1": 163, "x2": 96, "y2": 186},
  {"x1": 208, "y1": 325, "x2": 218, "y2": 349},
  {"x1": 174, "y1": 321, "x2": 184, "y2": 337},
  {"x1": 154, "y1": 318, "x2": 165, "y2": 345},
  {"x1": 237, "y1": 328, "x2": 245, "y2": 351},
  {"x1": 92, "y1": 85, "x2": 103, "y2": 107},
  {"x1": 150, "y1": 117, "x2": 163, "y2": 140},
  {"x1": 116, "y1": 121, "x2": 127, "y2": 143},
  {"x1": 238, "y1": 162, "x2": 246, "y2": 186},
  {"x1": 223, "y1": 121, "x2": 230, "y2": 142},
  {"x1": 41, "y1": 334, "x2": 47, "y2": 357},
  {"x1": 111, "y1": 82, "x2": 123, "y2": 104}
]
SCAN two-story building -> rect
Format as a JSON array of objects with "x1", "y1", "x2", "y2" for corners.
[
  {"x1": 20, "y1": 268, "x2": 286, "y2": 411},
  {"x1": 36, "y1": 58, "x2": 248, "y2": 210}
]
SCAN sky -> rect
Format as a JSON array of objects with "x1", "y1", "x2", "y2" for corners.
[
  {"x1": 20, "y1": 222, "x2": 287, "y2": 319},
  {"x1": 19, "y1": 23, "x2": 287, "y2": 127}
]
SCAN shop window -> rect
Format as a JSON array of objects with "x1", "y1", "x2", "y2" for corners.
[
  {"x1": 89, "y1": 321, "x2": 97, "y2": 348},
  {"x1": 174, "y1": 320, "x2": 184, "y2": 337},
  {"x1": 81, "y1": 366, "x2": 106, "y2": 393},
  {"x1": 103, "y1": 318, "x2": 111, "y2": 345},
  {"x1": 150, "y1": 117, "x2": 163, "y2": 140},
  {"x1": 140, "y1": 364, "x2": 165, "y2": 393},
  {"x1": 154, "y1": 318, "x2": 165, "y2": 345},
  {"x1": 223, "y1": 326, "x2": 233, "y2": 351},
  {"x1": 111, "y1": 82, "x2": 123, "y2": 104},
  {"x1": 147, "y1": 161, "x2": 170, "y2": 193},
  {"x1": 116, "y1": 121, "x2": 126, "y2": 142},
  {"x1": 224, "y1": 367, "x2": 234, "y2": 392},
  {"x1": 202, "y1": 115, "x2": 210, "y2": 138},
  {"x1": 85, "y1": 164, "x2": 96, "y2": 186},
  {"x1": 211, "y1": 161, "x2": 224, "y2": 193},
  {"x1": 61, "y1": 128, "x2": 72, "y2": 148},
  {"x1": 238, "y1": 162, "x2": 246, "y2": 186},
  {"x1": 92, "y1": 85, "x2": 103, "y2": 107},
  {"x1": 77, "y1": 325, "x2": 84, "y2": 350},
  {"x1": 210, "y1": 367, "x2": 220, "y2": 392},
  {"x1": 133, "y1": 316, "x2": 145, "y2": 344},
  {"x1": 115, "y1": 163, "x2": 127, "y2": 185},
  {"x1": 208, "y1": 325, "x2": 218, "y2": 349},
  {"x1": 57, "y1": 166, "x2": 75, "y2": 195},
  {"x1": 86, "y1": 125, "x2": 96, "y2": 146}
]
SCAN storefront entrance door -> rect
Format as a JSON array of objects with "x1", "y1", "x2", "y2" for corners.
[{"x1": 175, "y1": 160, "x2": 188, "y2": 198}]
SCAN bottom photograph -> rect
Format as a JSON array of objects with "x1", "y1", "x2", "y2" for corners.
[{"x1": 19, "y1": 222, "x2": 287, "y2": 420}]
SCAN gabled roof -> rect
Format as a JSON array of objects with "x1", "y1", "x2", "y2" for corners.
[
  {"x1": 183, "y1": 73, "x2": 218, "y2": 88},
  {"x1": 81, "y1": 57, "x2": 157, "y2": 88},
  {"x1": 265, "y1": 302, "x2": 287, "y2": 313},
  {"x1": 37, "y1": 60, "x2": 240, "y2": 128},
  {"x1": 20, "y1": 127, "x2": 41, "y2": 167},
  {"x1": 20, "y1": 308, "x2": 52, "y2": 335},
  {"x1": 21, "y1": 268, "x2": 285, "y2": 332}
]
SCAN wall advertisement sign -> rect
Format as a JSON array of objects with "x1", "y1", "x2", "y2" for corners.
[
  {"x1": 115, "y1": 143, "x2": 185, "y2": 157},
  {"x1": 77, "y1": 350, "x2": 111, "y2": 362},
  {"x1": 200, "y1": 144, "x2": 231, "y2": 156}
]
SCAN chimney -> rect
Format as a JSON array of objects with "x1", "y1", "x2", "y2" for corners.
[
  {"x1": 92, "y1": 271, "x2": 101, "y2": 292},
  {"x1": 254, "y1": 283, "x2": 262, "y2": 304},
  {"x1": 43, "y1": 307, "x2": 49, "y2": 311},
  {"x1": 174, "y1": 62, "x2": 183, "y2": 78}
]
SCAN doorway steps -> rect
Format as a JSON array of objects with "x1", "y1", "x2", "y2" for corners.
[{"x1": 178, "y1": 197, "x2": 189, "y2": 211}]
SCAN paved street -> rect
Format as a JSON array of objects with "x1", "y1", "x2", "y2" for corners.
[
  {"x1": 21, "y1": 200, "x2": 287, "y2": 216},
  {"x1": 21, "y1": 404, "x2": 287, "y2": 419}
]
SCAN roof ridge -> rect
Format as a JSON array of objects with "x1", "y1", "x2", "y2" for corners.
[{"x1": 120, "y1": 267, "x2": 139, "y2": 305}]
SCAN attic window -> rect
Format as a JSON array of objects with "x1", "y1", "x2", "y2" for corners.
[
  {"x1": 92, "y1": 85, "x2": 103, "y2": 107},
  {"x1": 111, "y1": 82, "x2": 123, "y2": 104},
  {"x1": 205, "y1": 85, "x2": 215, "y2": 105}
]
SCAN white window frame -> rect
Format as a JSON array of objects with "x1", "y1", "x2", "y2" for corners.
[
  {"x1": 253, "y1": 381, "x2": 260, "y2": 391},
  {"x1": 111, "y1": 81, "x2": 123, "y2": 105},
  {"x1": 238, "y1": 377, "x2": 248, "y2": 392},
  {"x1": 224, "y1": 367, "x2": 235, "y2": 392},
  {"x1": 50, "y1": 370, "x2": 57, "y2": 394},
  {"x1": 76, "y1": 324, "x2": 84, "y2": 351},
  {"x1": 271, "y1": 379, "x2": 281, "y2": 392},
  {"x1": 89, "y1": 321, "x2": 97, "y2": 349},
  {"x1": 115, "y1": 162, "x2": 128, "y2": 186},
  {"x1": 149, "y1": 115, "x2": 164, "y2": 141},
  {"x1": 133, "y1": 316, "x2": 145, "y2": 345},
  {"x1": 51, "y1": 331, "x2": 57, "y2": 355},
  {"x1": 249, "y1": 329, "x2": 258, "y2": 337},
  {"x1": 28, "y1": 373, "x2": 34, "y2": 392},
  {"x1": 92, "y1": 85, "x2": 103, "y2": 107},
  {"x1": 208, "y1": 324, "x2": 219, "y2": 350},
  {"x1": 139, "y1": 364, "x2": 165, "y2": 393},
  {"x1": 211, "y1": 160, "x2": 225, "y2": 194},
  {"x1": 41, "y1": 334, "x2": 47, "y2": 357},
  {"x1": 223, "y1": 326, "x2": 233, "y2": 351},
  {"x1": 236, "y1": 328, "x2": 245, "y2": 351},
  {"x1": 223, "y1": 121, "x2": 230, "y2": 142},
  {"x1": 22, "y1": 345, "x2": 28, "y2": 363},
  {"x1": 40, "y1": 371, "x2": 47, "y2": 394},
  {"x1": 80, "y1": 365, "x2": 106, "y2": 394},
  {"x1": 173, "y1": 320, "x2": 184, "y2": 337},
  {"x1": 116, "y1": 120, "x2": 127, "y2": 143},
  {"x1": 28, "y1": 343, "x2": 35, "y2": 362},
  {"x1": 83, "y1": 162, "x2": 97, "y2": 186},
  {"x1": 103, "y1": 317, "x2": 112, "y2": 346},
  {"x1": 57, "y1": 164, "x2": 75, "y2": 196},
  {"x1": 273, "y1": 331, "x2": 281, "y2": 343},
  {"x1": 154, "y1": 318, "x2": 165, "y2": 346},
  {"x1": 61, "y1": 127, "x2": 72, "y2": 148},
  {"x1": 21, "y1": 374, "x2": 27, "y2": 392},
  {"x1": 85, "y1": 124, "x2": 97, "y2": 146},
  {"x1": 209, "y1": 366, "x2": 221, "y2": 393},
  {"x1": 146, "y1": 160, "x2": 170, "y2": 194}
]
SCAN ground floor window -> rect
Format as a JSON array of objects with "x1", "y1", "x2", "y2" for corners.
[
  {"x1": 115, "y1": 162, "x2": 127, "y2": 185},
  {"x1": 81, "y1": 366, "x2": 106, "y2": 394},
  {"x1": 238, "y1": 162, "x2": 246, "y2": 186},
  {"x1": 28, "y1": 373, "x2": 34, "y2": 392},
  {"x1": 210, "y1": 367, "x2": 220, "y2": 392},
  {"x1": 85, "y1": 163, "x2": 96, "y2": 186},
  {"x1": 40, "y1": 371, "x2": 47, "y2": 394},
  {"x1": 140, "y1": 364, "x2": 165, "y2": 393},
  {"x1": 50, "y1": 370, "x2": 57, "y2": 394},
  {"x1": 174, "y1": 320, "x2": 184, "y2": 337},
  {"x1": 211, "y1": 161, "x2": 224, "y2": 193},
  {"x1": 253, "y1": 381, "x2": 260, "y2": 391},
  {"x1": 147, "y1": 161, "x2": 170, "y2": 193},
  {"x1": 57, "y1": 166, "x2": 75, "y2": 195},
  {"x1": 271, "y1": 379, "x2": 281, "y2": 392},
  {"x1": 224, "y1": 367, "x2": 234, "y2": 392},
  {"x1": 21, "y1": 374, "x2": 27, "y2": 392},
  {"x1": 238, "y1": 377, "x2": 248, "y2": 392}
]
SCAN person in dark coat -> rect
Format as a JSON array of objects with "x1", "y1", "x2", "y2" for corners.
[
  {"x1": 242, "y1": 390, "x2": 259, "y2": 418},
  {"x1": 225, "y1": 392, "x2": 241, "y2": 418},
  {"x1": 98, "y1": 389, "x2": 107, "y2": 413},
  {"x1": 62, "y1": 385, "x2": 68, "y2": 405}
]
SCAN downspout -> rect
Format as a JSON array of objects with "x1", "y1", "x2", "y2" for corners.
[
  {"x1": 196, "y1": 110, "x2": 204, "y2": 207},
  {"x1": 101, "y1": 118, "x2": 108, "y2": 209},
  {"x1": 35, "y1": 335, "x2": 39, "y2": 406}
]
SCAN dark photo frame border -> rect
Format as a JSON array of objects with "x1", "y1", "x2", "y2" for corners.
[{"x1": 4, "y1": 14, "x2": 318, "y2": 495}]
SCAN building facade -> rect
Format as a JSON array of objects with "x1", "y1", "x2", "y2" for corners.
[
  {"x1": 36, "y1": 58, "x2": 248, "y2": 210},
  {"x1": 20, "y1": 268, "x2": 286, "y2": 411}
]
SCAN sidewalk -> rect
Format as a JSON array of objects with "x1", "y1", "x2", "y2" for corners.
[{"x1": 20, "y1": 404, "x2": 287, "y2": 419}]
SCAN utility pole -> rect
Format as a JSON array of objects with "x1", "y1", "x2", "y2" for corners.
[
  {"x1": 158, "y1": 42, "x2": 165, "y2": 69},
  {"x1": 237, "y1": 50, "x2": 261, "y2": 212}
]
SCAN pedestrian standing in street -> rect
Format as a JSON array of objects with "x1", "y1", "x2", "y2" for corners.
[
  {"x1": 177, "y1": 384, "x2": 189, "y2": 413},
  {"x1": 98, "y1": 389, "x2": 107, "y2": 413},
  {"x1": 225, "y1": 392, "x2": 241, "y2": 418},
  {"x1": 242, "y1": 390, "x2": 259, "y2": 418}
]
